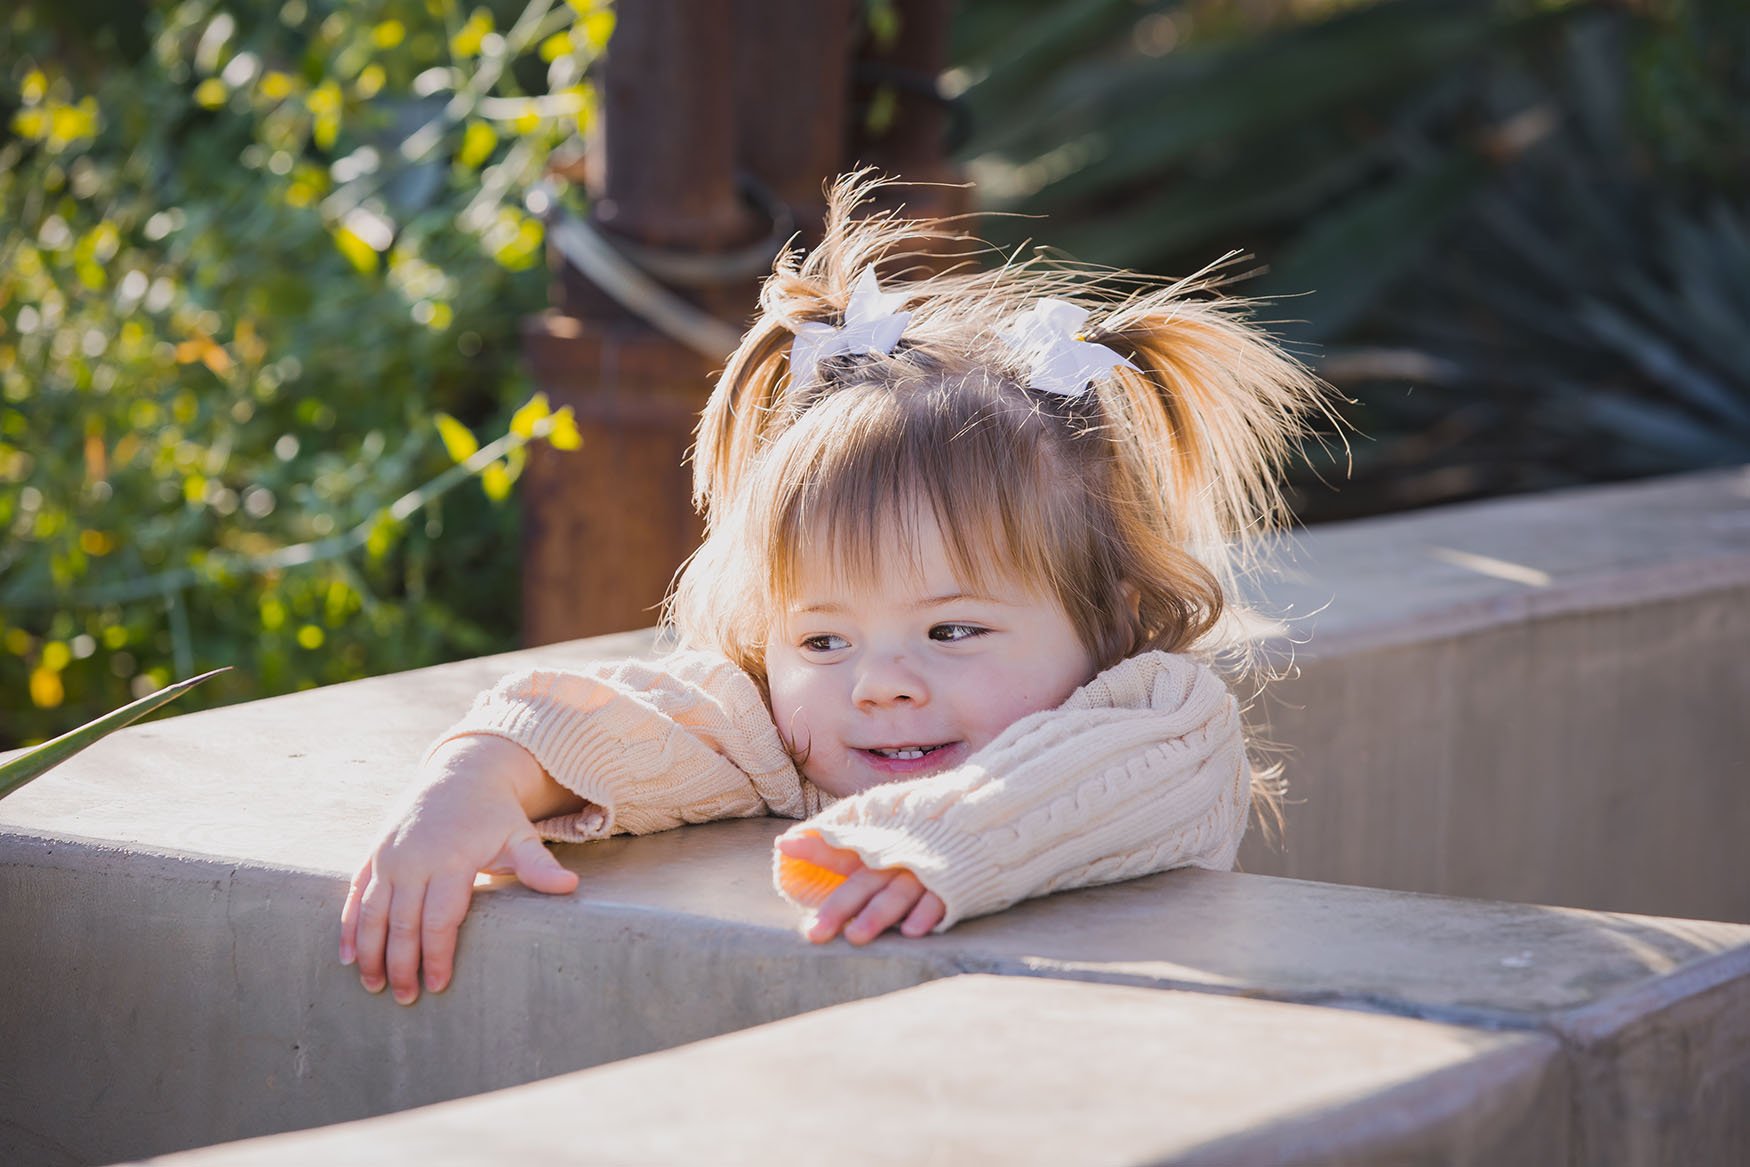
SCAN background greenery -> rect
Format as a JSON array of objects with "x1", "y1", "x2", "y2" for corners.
[
  {"x1": 952, "y1": 0, "x2": 1750, "y2": 519},
  {"x1": 3, "y1": 0, "x2": 608, "y2": 746},
  {"x1": 5, "y1": 0, "x2": 1746, "y2": 747}
]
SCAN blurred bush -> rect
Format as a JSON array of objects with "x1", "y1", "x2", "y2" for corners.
[
  {"x1": 1, "y1": 0, "x2": 611, "y2": 747},
  {"x1": 952, "y1": 0, "x2": 1750, "y2": 521}
]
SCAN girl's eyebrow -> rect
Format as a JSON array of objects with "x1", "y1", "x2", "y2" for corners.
[
  {"x1": 915, "y1": 591, "x2": 1006, "y2": 609},
  {"x1": 791, "y1": 590, "x2": 1006, "y2": 615}
]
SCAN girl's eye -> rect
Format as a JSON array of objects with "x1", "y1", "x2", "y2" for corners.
[
  {"x1": 930, "y1": 623, "x2": 989, "y2": 643},
  {"x1": 799, "y1": 633, "x2": 849, "y2": 654}
]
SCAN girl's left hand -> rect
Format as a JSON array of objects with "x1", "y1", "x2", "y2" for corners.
[{"x1": 776, "y1": 833, "x2": 947, "y2": 944}]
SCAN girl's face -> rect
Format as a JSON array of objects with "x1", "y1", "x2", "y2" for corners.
[{"x1": 764, "y1": 513, "x2": 1099, "y2": 799}]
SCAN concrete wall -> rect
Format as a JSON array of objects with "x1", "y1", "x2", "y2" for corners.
[
  {"x1": 1236, "y1": 468, "x2": 1750, "y2": 923},
  {"x1": 3, "y1": 469, "x2": 1748, "y2": 1165},
  {"x1": 142, "y1": 977, "x2": 1575, "y2": 1167},
  {"x1": 7, "y1": 819, "x2": 1748, "y2": 1165}
]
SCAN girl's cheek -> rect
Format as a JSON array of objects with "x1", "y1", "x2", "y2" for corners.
[{"x1": 766, "y1": 675, "x2": 816, "y2": 757}]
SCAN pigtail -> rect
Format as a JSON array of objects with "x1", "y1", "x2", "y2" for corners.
[
  {"x1": 1088, "y1": 271, "x2": 1333, "y2": 845},
  {"x1": 1093, "y1": 269, "x2": 1333, "y2": 614},
  {"x1": 692, "y1": 320, "x2": 794, "y2": 525}
]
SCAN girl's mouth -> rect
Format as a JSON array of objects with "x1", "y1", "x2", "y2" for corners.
[
  {"x1": 866, "y1": 744, "x2": 950, "y2": 760},
  {"x1": 855, "y1": 742, "x2": 964, "y2": 777}
]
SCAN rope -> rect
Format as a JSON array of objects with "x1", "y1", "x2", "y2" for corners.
[{"x1": 526, "y1": 177, "x2": 792, "y2": 360}]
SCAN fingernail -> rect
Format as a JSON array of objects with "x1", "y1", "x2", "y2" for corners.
[
  {"x1": 425, "y1": 973, "x2": 442, "y2": 994},
  {"x1": 363, "y1": 977, "x2": 385, "y2": 994},
  {"x1": 339, "y1": 948, "x2": 354, "y2": 967},
  {"x1": 394, "y1": 987, "x2": 416, "y2": 1005}
]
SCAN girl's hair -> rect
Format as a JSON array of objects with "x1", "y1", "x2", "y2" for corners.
[{"x1": 666, "y1": 171, "x2": 1329, "y2": 828}]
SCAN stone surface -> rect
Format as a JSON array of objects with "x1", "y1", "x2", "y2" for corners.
[
  {"x1": 5, "y1": 814, "x2": 1747, "y2": 1165},
  {"x1": 1235, "y1": 468, "x2": 1750, "y2": 923},
  {"x1": 5, "y1": 470, "x2": 1749, "y2": 1164},
  {"x1": 136, "y1": 977, "x2": 1569, "y2": 1167},
  {"x1": 1255, "y1": 466, "x2": 1750, "y2": 657}
]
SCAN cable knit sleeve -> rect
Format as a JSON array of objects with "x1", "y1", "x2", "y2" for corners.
[
  {"x1": 771, "y1": 651, "x2": 1250, "y2": 929},
  {"x1": 429, "y1": 651, "x2": 814, "y2": 841}
]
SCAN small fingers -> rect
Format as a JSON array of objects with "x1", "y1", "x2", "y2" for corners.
[
  {"x1": 508, "y1": 837, "x2": 579, "y2": 896},
  {"x1": 339, "y1": 855, "x2": 373, "y2": 966},
  {"x1": 806, "y1": 866, "x2": 896, "y2": 944},
  {"x1": 845, "y1": 871, "x2": 925, "y2": 946},
  {"x1": 352, "y1": 869, "x2": 395, "y2": 995},
  {"x1": 417, "y1": 872, "x2": 475, "y2": 996},
  {"x1": 900, "y1": 891, "x2": 947, "y2": 938},
  {"x1": 382, "y1": 879, "x2": 429, "y2": 1005}
]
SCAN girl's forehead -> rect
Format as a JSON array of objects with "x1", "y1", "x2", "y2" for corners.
[{"x1": 778, "y1": 507, "x2": 1048, "y2": 607}]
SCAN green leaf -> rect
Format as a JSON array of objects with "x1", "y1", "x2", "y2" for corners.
[
  {"x1": 0, "y1": 667, "x2": 230, "y2": 802},
  {"x1": 1254, "y1": 150, "x2": 1490, "y2": 344}
]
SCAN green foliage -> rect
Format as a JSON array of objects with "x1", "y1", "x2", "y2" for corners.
[
  {"x1": 0, "y1": 0, "x2": 613, "y2": 747},
  {"x1": 0, "y1": 667, "x2": 227, "y2": 801},
  {"x1": 953, "y1": 0, "x2": 1750, "y2": 520}
]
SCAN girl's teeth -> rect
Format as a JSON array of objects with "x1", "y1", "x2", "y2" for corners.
[{"x1": 874, "y1": 747, "x2": 932, "y2": 759}]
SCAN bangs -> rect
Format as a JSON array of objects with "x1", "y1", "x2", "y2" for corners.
[{"x1": 752, "y1": 378, "x2": 1093, "y2": 618}]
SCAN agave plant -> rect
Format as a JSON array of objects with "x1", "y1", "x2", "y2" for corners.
[
  {"x1": 950, "y1": 0, "x2": 1750, "y2": 520},
  {"x1": 0, "y1": 667, "x2": 227, "y2": 802}
]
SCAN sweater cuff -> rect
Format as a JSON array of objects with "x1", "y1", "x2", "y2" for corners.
[
  {"x1": 772, "y1": 818, "x2": 1006, "y2": 931},
  {"x1": 432, "y1": 709, "x2": 663, "y2": 839}
]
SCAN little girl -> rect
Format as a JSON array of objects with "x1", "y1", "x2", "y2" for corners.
[{"x1": 339, "y1": 173, "x2": 1324, "y2": 1005}]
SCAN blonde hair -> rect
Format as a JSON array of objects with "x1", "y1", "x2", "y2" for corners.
[{"x1": 667, "y1": 171, "x2": 1329, "y2": 824}]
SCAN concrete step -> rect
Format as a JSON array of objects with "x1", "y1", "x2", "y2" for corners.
[{"x1": 131, "y1": 976, "x2": 1568, "y2": 1167}]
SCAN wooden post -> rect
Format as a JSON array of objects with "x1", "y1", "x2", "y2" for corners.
[
  {"x1": 521, "y1": 0, "x2": 956, "y2": 646},
  {"x1": 522, "y1": 1, "x2": 750, "y2": 644},
  {"x1": 735, "y1": 0, "x2": 858, "y2": 245}
]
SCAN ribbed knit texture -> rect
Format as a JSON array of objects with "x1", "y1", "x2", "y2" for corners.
[
  {"x1": 434, "y1": 649, "x2": 1248, "y2": 931},
  {"x1": 430, "y1": 652, "x2": 810, "y2": 839}
]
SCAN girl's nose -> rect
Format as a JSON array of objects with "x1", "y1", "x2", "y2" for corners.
[{"x1": 852, "y1": 654, "x2": 929, "y2": 708}]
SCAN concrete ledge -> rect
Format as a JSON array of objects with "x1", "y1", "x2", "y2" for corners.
[
  {"x1": 4, "y1": 817, "x2": 1747, "y2": 1164},
  {"x1": 138, "y1": 976, "x2": 1570, "y2": 1167},
  {"x1": 5, "y1": 471, "x2": 1749, "y2": 1164},
  {"x1": 1238, "y1": 468, "x2": 1750, "y2": 922},
  {"x1": 0, "y1": 827, "x2": 938, "y2": 1166}
]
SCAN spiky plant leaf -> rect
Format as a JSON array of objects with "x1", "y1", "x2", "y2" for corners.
[{"x1": 0, "y1": 668, "x2": 230, "y2": 802}]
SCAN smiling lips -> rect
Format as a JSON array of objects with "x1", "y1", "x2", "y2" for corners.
[
  {"x1": 854, "y1": 741, "x2": 964, "y2": 777},
  {"x1": 866, "y1": 744, "x2": 950, "y2": 760}
]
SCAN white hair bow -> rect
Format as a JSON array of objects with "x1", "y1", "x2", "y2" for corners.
[
  {"x1": 788, "y1": 267, "x2": 913, "y2": 392},
  {"x1": 999, "y1": 298, "x2": 1139, "y2": 397}
]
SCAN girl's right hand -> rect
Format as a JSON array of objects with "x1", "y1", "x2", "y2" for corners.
[{"x1": 339, "y1": 735, "x2": 581, "y2": 1004}]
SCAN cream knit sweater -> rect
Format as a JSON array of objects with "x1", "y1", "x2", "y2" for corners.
[{"x1": 432, "y1": 649, "x2": 1250, "y2": 931}]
